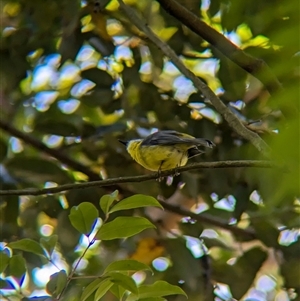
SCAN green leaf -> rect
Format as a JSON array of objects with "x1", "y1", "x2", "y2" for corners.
[
  {"x1": 107, "y1": 272, "x2": 138, "y2": 294},
  {"x1": 0, "y1": 252, "x2": 10, "y2": 274},
  {"x1": 69, "y1": 202, "x2": 99, "y2": 236},
  {"x1": 136, "y1": 298, "x2": 166, "y2": 301},
  {"x1": 81, "y1": 278, "x2": 103, "y2": 301},
  {"x1": 6, "y1": 255, "x2": 26, "y2": 279},
  {"x1": 104, "y1": 259, "x2": 152, "y2": 274},
  {"x1": 46, "y1": 270, "x2": 67, "y2": 298},
  {"x1": 8, "y1": 239, "x2": 46, "y2": 257},
  {"x1": 40, "y1": 235, "x2": 58, "y2": 258},
  {"x1": 109, "y1": 283, "x2": 126, "y2": 300},
  {"x1": 126, "y1": 281, "x2": 187, "y2": 301},
  {"x1": 95, "y1": 217, "x2": 155, "y2": 240},
  {"x1": 94, "y1": 279, "x2": 114, "y2": 301},
  {"x1": 100, "y1": 190, "x2": 119, "y2": 214},
  {"x1": 109, "y1": 194, "x2": 163, "y2": 214}
]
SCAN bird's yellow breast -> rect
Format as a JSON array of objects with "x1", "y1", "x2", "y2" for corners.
[{"x1": 127, "y1": 141, "x2": 188, "y2": 171}]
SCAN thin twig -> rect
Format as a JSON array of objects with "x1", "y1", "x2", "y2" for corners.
[
  {"x1": 0, "y1": 160, "x2": 274, "y2": 196},
  {"x1": 58, "y1": 214, "x2": 110, "y2": 298},
  {"x1": 117, "y1": 0, "x2": 270, "y2": 156},
  {"x1": 58, "y1": 240, "x2": 94, "y2": 300},
  {"x1": 49, "y1": 259, "x2": 63, "y2": 272}
]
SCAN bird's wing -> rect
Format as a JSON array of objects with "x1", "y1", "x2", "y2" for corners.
[{"x1": 141, "y1": 130, "x2": 214, "y2": 148}]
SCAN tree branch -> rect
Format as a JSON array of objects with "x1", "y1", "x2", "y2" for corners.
[
  {"x1": 117, "y1": 0, "x2": 270, "y2": 156},
  {"x1": 156, "y1": 0, "x2": 282, "y2": 96},
  {"x1": 159, "y1": 200, "x2": 256, "y2": 239},
  {"x1": 0, "y1": 160, "x2": 274, "y2": 196}
]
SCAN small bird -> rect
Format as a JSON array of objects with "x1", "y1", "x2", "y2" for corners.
[{"x1": 119, "y1": 130, "x2": 214, "y2": 176}]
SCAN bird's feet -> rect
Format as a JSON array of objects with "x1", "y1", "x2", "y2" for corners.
[
  {"x1": 173, "y1": 165, "x2": 180, "y2": 177},
  {"x1": 156, "y1": 169, "x2": 164, "y2": 182}
]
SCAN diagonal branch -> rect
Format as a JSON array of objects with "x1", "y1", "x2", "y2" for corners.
[
  {"x1": 0, "y1": 119, "x2": 123, "y2": 193},
  {"x1": 156, "y1": 0, "x2": 282, "y2": 96},
  {"x1": 117, "y1": 0, "x2": 270, "y2": 156}
]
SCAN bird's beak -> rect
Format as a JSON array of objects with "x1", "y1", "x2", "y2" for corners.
[{"x1": 118, "y1": 139, "x2": 128, "y2": 146}]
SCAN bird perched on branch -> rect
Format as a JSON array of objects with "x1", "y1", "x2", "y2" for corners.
[{"x1": 119, "y1": 130, "x2": 214, "y2": 178}]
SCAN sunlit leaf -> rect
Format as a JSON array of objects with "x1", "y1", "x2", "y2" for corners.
[
  {"x1": 135, "y1": 298, "x2": 166, "y2": 301},
  {"x1": 109, "y1": 283, "x2": 126, "y2": 300},
  {"x1": 100, "y1": 190, "x2": 119, "y2": 214},
  {"x1": 8, "y1": 238, "x2": 46, "y2": 257},
  {"x1": 95, "y1": 217, "x2": 155, "y2": 240},
  {"x1": 81, "y1": 278, "x2": 103, "y2": 301},
  {"x1": 69, "y1": 202, "x2": 99, "y2": 236},
  {"x1": 107, "y1": 272, "x2": 138, "y2": 294},
  {"x1": 6, "y1": 255, "x2": 26, "y2": 280},
  {"x1": 109, "y1": 194, "x2": 163, "y2": 214},
  {"x1": 94, "y1": 278, "x2": 114, "y2": 301},
  {"x1": 104, "y1": 259, "x2": 152, "y2": 274},
  {"x1": 126, "y1": 280, "x2": 187, "y2": 301}
]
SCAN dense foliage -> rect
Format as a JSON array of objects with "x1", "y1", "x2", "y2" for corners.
[{"x1": 0, "y1": 0, "x2": 299, "y2": 300}]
